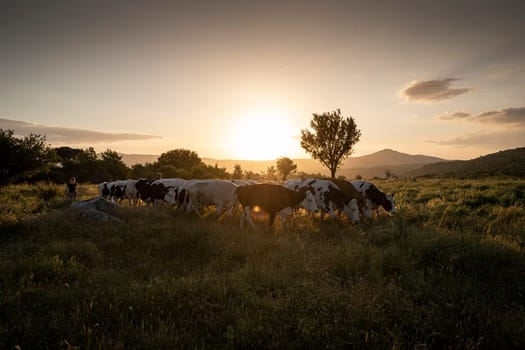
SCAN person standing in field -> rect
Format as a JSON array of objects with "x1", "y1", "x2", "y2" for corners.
[{"x1": 66, "y1": 176, "x2": 77, "y2": 199}]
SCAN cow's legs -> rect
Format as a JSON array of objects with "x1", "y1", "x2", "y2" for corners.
[
  {"x1": 188, "y1": 198, "x2": 204, "y2": 218},
  {"x1": 269, "y1": 212, "x2": 276, "y2": 229},
  {"x1": 242, "y1": 206, "x2": 257, "y2": 229}
]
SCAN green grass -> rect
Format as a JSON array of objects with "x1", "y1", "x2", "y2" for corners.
[{"x1": 1, "y1": 179, "x2": 524, "y2": 349}]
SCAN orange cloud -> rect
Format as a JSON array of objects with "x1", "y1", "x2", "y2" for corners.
[
  {"x1": 0, "y1": 118, "x2": 161, "y2": 144},
  {"x1": 402, "y1": 79, "x2": 472, "y2": 102},
  {"x1": 436, "y1": 107, "x2": 525, "y2": 125}
]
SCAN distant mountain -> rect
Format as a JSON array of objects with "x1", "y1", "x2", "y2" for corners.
[
  {"x1": 339, "y1": 149, "x2": 446, "y2": 178},
  {"x1": 342, "y1": 149, "x2": 445, "y2": 168},
  {"x1": 202, "y1": 149, "x2": 447, "y2": 178},
  {"x1": 405, "y1": 147, "x2": 525, "y2": 178}
]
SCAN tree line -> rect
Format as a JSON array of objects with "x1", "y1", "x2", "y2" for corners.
[
  {"x1": 0, "y1": 129, "x2": 307, "y2": 185},
  {"x1": 1, "y1": 109, "x2": 361, "y2": 185}
]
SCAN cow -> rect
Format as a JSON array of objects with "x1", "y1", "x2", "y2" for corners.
[
  {"x1": 235, "y1": 183, "x2": 318, "y2": 229},
  {"x1": 285, "y1": 179, "x2": 360, "y2": 223},
  {"x1": 330, "y1": 178, "x2": 372, "y2": 219},
  {"x1": 135, "y1": 179, "x2": 176, "y2": 205},
  {"x1": 181, "y1": 179, "x2": 240, "y2": 219},
  {"x1": 351, "y1": 180, "x2": 396, "y2": 215},
  {"x1": 98, "y1": 181, "x2": 113, "y2": 199},
  {"x1": 153, "y1": 178, "x2": 187, "y2": 207},
  {"x1": 110, "y1": 182, "x2": 126, "y2": 202},
  {"x1": 98, "y1": 181, "x2": 126, "y2": 203},
  {"x1": 111, "y1": 179, "x2": 139, "y2": 205}
]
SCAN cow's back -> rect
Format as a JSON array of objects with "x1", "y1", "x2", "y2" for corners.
[
  {"x1": 236, "y1": 184, "x2": 303, "y2": 213},
  {"x1": 331, "y1": 179, "x2": 364, "y2": 201}
]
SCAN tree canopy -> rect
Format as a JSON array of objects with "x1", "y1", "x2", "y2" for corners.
[
  {"x1": 276, "y1": 157, "x2": 297, "y2": 181},
  {"x1": 300, "y1": 109, "x2": 361, "y2": 178},
  {"x1": 0, "y1": 129, "x2": 53, "y2": 185},
  {"x1": 156, "y1": 149, "x2": 202, "y2": 170}
]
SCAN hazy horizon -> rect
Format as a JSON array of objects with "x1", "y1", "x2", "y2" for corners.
[{"x1": 2, "y1": 0, "x2": 524, "y2": 161}]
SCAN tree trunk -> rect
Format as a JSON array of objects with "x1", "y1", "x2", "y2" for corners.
[{"x1": 330, "y1": 167, "x2": 336, "y2": 179}]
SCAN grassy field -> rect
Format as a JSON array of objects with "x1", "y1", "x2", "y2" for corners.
[{"x1": 1, "y1": 178, "x2": 524, "y2": 349}]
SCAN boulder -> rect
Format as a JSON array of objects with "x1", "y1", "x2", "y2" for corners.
[
  {"x1": 79, "y1": 208, "x2": 123, "y2": 224},
  {"x1": 71, "y1": 198, "x2": 122, "y2": 223}
]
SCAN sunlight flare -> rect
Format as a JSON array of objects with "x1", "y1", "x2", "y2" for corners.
[{"x1": 228, "y1": 106, "x2": 297, "y2": 160}]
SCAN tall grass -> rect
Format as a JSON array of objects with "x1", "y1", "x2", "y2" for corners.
[{"x1": 0, "y1": 179, "x2": 524, "y2": 349}]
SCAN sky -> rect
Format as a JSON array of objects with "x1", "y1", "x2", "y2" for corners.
[{"x1": 1, "y1": 0, "x2": 524, "y2": 161}]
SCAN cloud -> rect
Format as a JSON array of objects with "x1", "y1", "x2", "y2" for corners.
[
  {"x1": 484, "y1": 63, "x2": 525, "y2": 80},
  {"x1": 430, "y1": 107, "x2": 525, "y2": 148},
  {"x1": 473, "y1": 107, "x2": 525, "y2": 125},
  {"x1": 436, "y1": 107, "x2": 525, "y2": 125},
  {"x1": 402, "y1": 78, "x2": 473, "y2": 102},
  {"x1": 0, "y1": 118, "x2": 162, "y2": 144},
  {"x1": 436, "y1": 111, "x2": 472, "y2": 121}
]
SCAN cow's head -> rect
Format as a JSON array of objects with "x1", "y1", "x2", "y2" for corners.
[
  {"x1": 382, "y1": 193, "x2": 396, "y2": 214},
  {"x1": 164, "y1": 187, "x2": 178, "y2": 205},
  {"x1": 111, "y1": 184, "x2": 125, "y2": 199},
  {"x1": 300, "y1": 190, "x2": 318, "y2": 213},
  {"x1": 343, "y1": 198, "x2": 360, "y2": 223}
]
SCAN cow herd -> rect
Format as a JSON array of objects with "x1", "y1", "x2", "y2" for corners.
[{"x1": 98, "y1": 178, "x2": 396, "y2": 228}]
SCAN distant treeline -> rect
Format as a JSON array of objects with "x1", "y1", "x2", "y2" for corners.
[{"x1": 1, "y1": 129, "x2": 323, "y2": 185}]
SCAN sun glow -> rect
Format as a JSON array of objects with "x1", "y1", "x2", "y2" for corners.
[{"x1": 228, "y1": 107, "x2": 298, "y2": 160}]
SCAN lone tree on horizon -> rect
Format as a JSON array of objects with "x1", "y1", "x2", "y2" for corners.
[
  {"x1": 300, "y1": 109, "x2": 361, "y2": 179},
  {"x1": 276, "y1": 156, "x2": 297, "y2": 182}
]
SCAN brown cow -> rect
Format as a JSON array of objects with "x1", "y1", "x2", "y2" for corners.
[{"x1": 235, "y1": 184, "x2": 318, "y2": 229}]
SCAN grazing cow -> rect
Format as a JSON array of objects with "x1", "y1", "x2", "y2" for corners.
[
  {"x1": 235, "y1": 183, "x2": 318, "y2": 229},
  {"x1": 330, "y1": 179, "x2": 372, "y2": 219},
  {"x1": 112, "y1": 179, "x2": 139, "y2": 205},
  {"x1": 98, "y1": 181, "x2": 113, "y2": 199},
  {"x1": 351, "y1": 180, "x2": 396, "y2": 214},
  {"x1": 135, "y1": 179, "x2": 176, "y2": 205},
  {"x1": 285, "y1": 179, "x2": 360, "y2": 223},
  {"x1": 181, "y1": 179, "x2": 240, "y2": 219},
  {"x1": 110, "y1": 182, "x2": 126, "y2": 202},
  {"x1": 153, "y1": 178, "x2": 187, "y2": 207},
  {"x1": 98, "y1": 181, "x2": 125, "y2": 202}
]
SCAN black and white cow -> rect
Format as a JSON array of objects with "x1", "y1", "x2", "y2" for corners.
[
  {"x1": 330, "y1": 178, "x2": 372, "y2": 219},
  {"x1": 113, "y1": 179, "x2": 139, "y2": 205},
  {"x1": 135, "y1": 179, "x2": 176, "y2": 205},
  {"x1": 152, "y1": 178, "x2": 187, "y2": 207},
  {"x1": 98, "y1": 181, "x2": 113, "y2": 199},
  {"x1": 351, "y1": 180, "x2": 396, "y2": 215},
  {"x1": 98, "y1": 181, "x2": 128, "y2": 203},
  {"x1": 284, "y1": 179, "x2": 361, "y2": 222},
  {"x1": 235, "y1": 183, "x2": 318, "y2": 229},
  {"x1": 180, "y1": 179, "x2": 240, "y2": 219}
]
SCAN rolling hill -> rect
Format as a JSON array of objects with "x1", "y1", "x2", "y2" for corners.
[
  {"x1": 339, "y1": 149, "x2": 446, "y2": 178},
  {"x1": 405, "y1": 147, "x2": 525, "y2": 178}
]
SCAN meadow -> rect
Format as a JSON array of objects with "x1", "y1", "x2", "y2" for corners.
[{"x1": 1, "y1": 178, "x2": 524, "y2": 349}]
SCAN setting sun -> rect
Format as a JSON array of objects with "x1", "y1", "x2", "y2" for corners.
[{"x1": 228, "y1": 107, "x2": 298, "y2": 160}]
